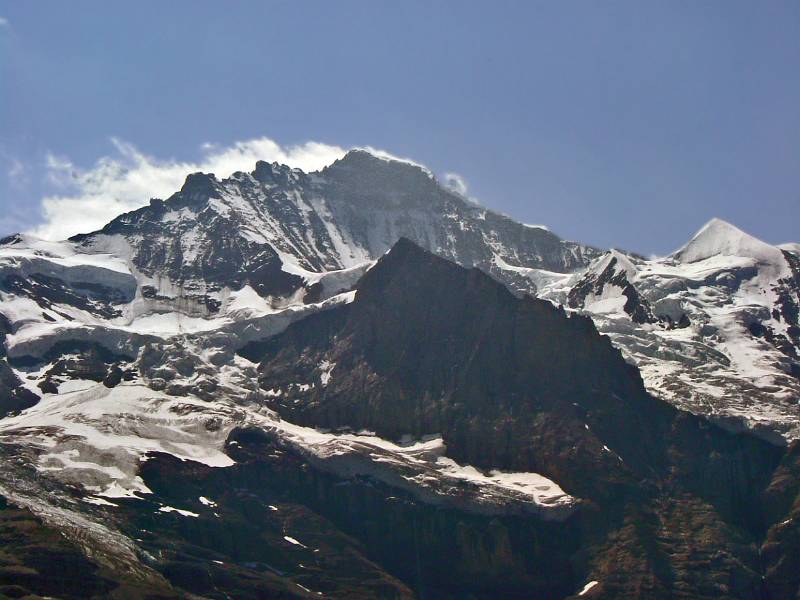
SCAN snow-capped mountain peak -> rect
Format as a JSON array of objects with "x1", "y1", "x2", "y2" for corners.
[
  {"x1": 545, "y1": 216, "x2": 800, "y2": 442},
  {"x1": 779, "y1": 242, "x2": 800, "y2": 254},
  {"x1": 672, "y1": 217, "x2": 785, "y2": 267},
  {"x1": 592, "y1": 248, "x2": 638, "y2": 278}
]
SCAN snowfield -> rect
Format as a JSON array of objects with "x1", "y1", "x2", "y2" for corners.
[{"x1": 0, "y1": 378, "x2": 576, "y2": 518}]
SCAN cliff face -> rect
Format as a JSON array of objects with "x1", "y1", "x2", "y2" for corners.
[{"x1": 240, "y1": 239, "x2": 786, "y2": 598}]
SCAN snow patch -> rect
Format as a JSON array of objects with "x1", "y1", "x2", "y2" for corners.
[
  {"x1": 283, "y1": 535, "x2": 307, "y2": 548},
  {"x1": 579, "y1": 580, "x2": 599, "y2": 595},
  {"x1": 159, "y1": 506, "x2": 200, "y2": 518}
]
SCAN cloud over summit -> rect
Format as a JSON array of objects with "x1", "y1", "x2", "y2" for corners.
[
  {"x1": 27, "y1": 136, "x2": 462, "y2": 241},
  {"x1": 31, "y1": 137, "x2": 350, "y2": 240}
]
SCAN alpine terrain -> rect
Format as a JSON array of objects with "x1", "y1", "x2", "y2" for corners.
[{"x1": 1, "y1": 149, "x2": 799, "y2": 599}]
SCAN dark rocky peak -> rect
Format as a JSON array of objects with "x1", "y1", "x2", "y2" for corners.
[
  {"x1": 353, "y1": 239, "x2": 649, "y2": 409},
  {"x1": 147, "y1": 197, "x2": 166, "y2": 210},
  {"x1": 250, "y1": 239, "x2": 783, "y2": 542},
  {"x1": 567, "y1": 250, "x2": 658, "y2": 325},
  {"x1": 179, "y1": 171, "x2": 220, "y2": 200},
  {"x1": 355, "y1": 235, "x2": 519, "y2": 310},
  {"x1": 83, "y1": 172, "x2": 225, "y2": 239},
  {"x1": 320, "y1": 149, "x2": 443, "y2": 208},
  {"x1": 323, "y1": 148, "x2": 423, "y2": 173},
  {"x1": 67, "y1": 144, "x2": 600, "y2": 292},
  {"x1": 0, "y1": 233, "x2": 23, "y2": 247},
  {"x1": 251, "y1": 159, "x2": 298, "y2": 186},
  {"x1": 253, "y1": 239, "x2": 668, "y2": 485}
]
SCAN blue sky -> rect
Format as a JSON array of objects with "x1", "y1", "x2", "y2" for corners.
[{"x1": 1, "y1": 1, "x2": 798, "y2": 253}]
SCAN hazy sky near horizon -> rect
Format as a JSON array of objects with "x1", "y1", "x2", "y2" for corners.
[{"x1": 1, "y1": 1, "x2": 798, "y2": 254}]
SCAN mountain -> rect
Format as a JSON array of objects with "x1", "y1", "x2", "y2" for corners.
[
  {"x1": 5, "y1": 151, "x2": 797, "y2": 441},
  {"x1": 69, "y1": 149, "x2": 598, "y2": 305},
  {"x1": 1, "y1": 149, "x2": 800, "y2": 598},
  {"x1": 1, "y1": 237, "x2": 796, "y2": 599},
  {"x1": 559, "y1": 218, "x2": 800, "y2": 442}
]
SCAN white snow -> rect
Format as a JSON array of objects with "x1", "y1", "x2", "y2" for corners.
[
  {"x1": 435, "y1": 457, "x2": 572, "y2": 507},
  {"x1": 318, "y1": 359, "x2": 335, "y2": 386},
  {"x1": 283, "y1": 535, "x2": 307, "y2": 548},
  {"x1": 594, "y1": 249, "x2": 637, "y2": 278},
  {"x1": 82, "y1": 496, "x2": 119, "y2": 507},
  {"x1": 673, "y1": 218, "x2": 785, "y2": 269},
  {"x1": 585, "y1": 294, "x2": 627, "y2": 316},
  {"x1": 579, "y1": 580, "x2": 599, "y2": 595},
  {"x1": 0, "y1": 382, "x2": 237, "y2": 498},
  {"x1": 225, "y1": 285, "x2": 273, "y2": 316},
  {"x1": 57, "y1": 379, "x2": 98, "y2": 394},
  {"x1": 159, "y1": 506, "x2": 200, "y2": 518},
  {"x1": 122, "y1": 311, "x2": 229, "y2": 335},
  {"x1": 259, "y1": 419, "x2": 575, "y2": 514},
  {"x1": 0, "y1": 234, "x2": 131, "y2": 274}
]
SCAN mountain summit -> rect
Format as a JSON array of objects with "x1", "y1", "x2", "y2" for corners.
[{"x1": 673, "y1": 217, "x2": 786, "y2": 266}]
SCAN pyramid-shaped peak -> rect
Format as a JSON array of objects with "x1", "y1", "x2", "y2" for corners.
[
  {"x1": 672, "y1": 218, "x2": 782, "y2": 265},
  {"x1": 581, "y1": 249, "x2": 638, "y2": 282},
  {"x1": 324, "y1": 148, "x2": 433, "y2": 179},
  {"x1": 593, "y1": 249, "x2": 638, "y2": 277},
  {"x1": 252, "y1": 159, "x2": 296, "y2": 185},
  {"x1": 180, "y1": 171, "x2": 219, "y2": 195}
]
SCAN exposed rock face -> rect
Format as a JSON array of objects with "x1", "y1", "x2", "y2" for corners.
[
  {"x1": 128, "y1": 432, "x2": 579, "y2": 599},
  {"x1": 0, "y1": 495, "x2": 176, "y2": 600},
  {"x1": 32, "y1": 341, "x2": 134, "y2": 394},
  {"x1": 0, "y1": 359, "x2": 39, "y2": 417},
  {"x1": 0, "y1": 313, "x2": 38, "y2": 416},
  {"x1": 246, "y1": 240, "x2": 665, "y2": 485},
  {"x1": 239, "y1": 239, "x2": 787, "y2": 598},
  {"x1": 568, "y1": 251, "x2": 657, "y2": 324},
  {"x1": 0, "y1": 237, "x2": 795, "y2": 598},
  {"x1": 761, "y1": 441, "x2": 800, "y2": 598},
  {"x1": 319, "y1": 151, "x2": 598, "y2": 285},
  {"x1": 771, "y1": 250, "x2": 800, "y2": 360}
]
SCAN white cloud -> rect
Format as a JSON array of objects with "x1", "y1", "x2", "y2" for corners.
[
  {"x1": 442, "y1": 172, "x2": 469, "y2": 196},
  {"x1": 7, "y1": 158, "x2": 26, "y2": 184},
  {"x1": 358, "y1": 146, "x2": 434, "y2": 178},
  {"x1": 522, "y1": 223, "x2": 550, "y2": 231},
  {"x1": 30, "y1": 137, "x2": 351, "y2": 240},
  {"x1": 0, "y1": 17, "x2": 8, "y2": 27}
]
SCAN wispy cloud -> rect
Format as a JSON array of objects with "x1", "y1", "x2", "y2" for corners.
[
  {"x1": 30, "y1": 137, "x2": 431, "y2": 240},
  {"x1": 0, "y1": 17, "x2": 9, "y2": 27},
  {"x1": 441, "y1": 172, "x2": 479, "y2": 205},
  {"x1": 7, "y1": 158, "x2": 28, "y2": 188},
  {"x1": 442, "y1": 172, "x2": 468, "y2": 196}
]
